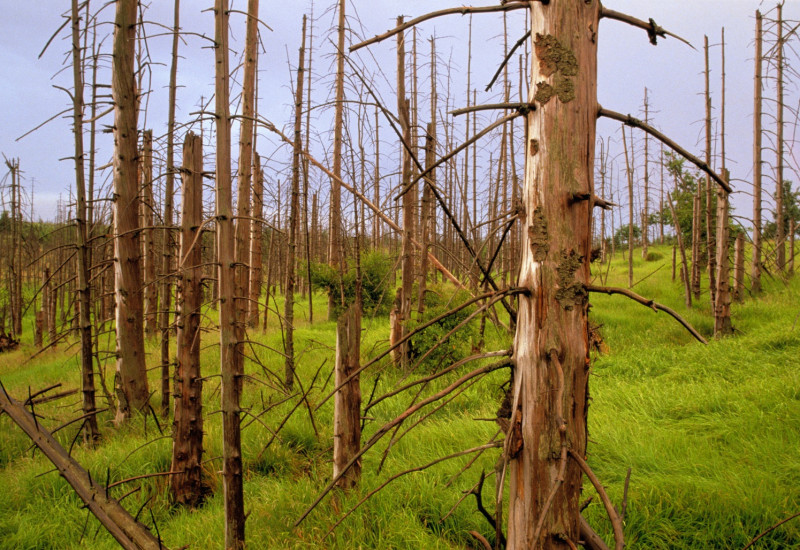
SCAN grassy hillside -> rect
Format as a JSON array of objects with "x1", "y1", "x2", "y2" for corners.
[{"x1": 1, "y1": 245, "x2": 798, "y2": 549}]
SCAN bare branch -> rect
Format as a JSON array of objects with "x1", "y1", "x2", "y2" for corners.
[
  {"x1": 586, "y1": 284, "x2": 708, "y2": 344},
  {"x1": 350, "y1": 4, "x2": 529, "y2": 52},
  {"x1": 600, "y1": 7, "x2": 694, "y2": 49},
  {"x1": 569, "y1": 451, "x2": 624, "y2": 550},
  {"x1": 598, "y1": 107, "x2": 732, "y2": 194}
]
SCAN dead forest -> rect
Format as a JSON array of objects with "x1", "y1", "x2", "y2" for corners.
[{"x1": 1, "y1": 1, "x2": 800, "y2": 549}]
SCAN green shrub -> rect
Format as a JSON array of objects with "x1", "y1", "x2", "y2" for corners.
[
  {"x1": 406, "y1": 285, "x2": 479, "y2": 372},
  {"x1": 308, "y1": 251, "x2": 395, "y2": 318},
  {"x1": 645, "y1": 251, "x2": 663, "y2": 262}
]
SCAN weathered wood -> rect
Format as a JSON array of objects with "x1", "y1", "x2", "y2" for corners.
[
  {"x1": 734, "y1": 232, "x2": 745, "y2": 302},
  {"x1": 776, "y1": 4, "x2": 786, "y2": 273},
  {"x1": 215, "y1": 0, "x2": 245, "y2": 546},
  {"x1": 112, "y1": 0, "x2": 148, "y2": 422},
  {"x1": 248, "y1": 155, "x2": 264, "y2": 327},
  {"x1": 171, "y1": 133, "x2": 205, "y2": 507},
  {"x1": 70, "y1": 0, "x2": 100, "y2": 443},
  {"x1": 333, "y1": 303, "x2": 362, "y2": 489},
  {"x1": 328, "y1": 0, "x2": 346, "y2": 321},
  {"x1": 285, "y1": 16, "x2": 306, "y2": 389},
  {"x1": 234, "y1": 0, "x2": 259, "y2": 393},
  {"x1": 704, "y1": 36, "x2": 717, "y2": 312},
  {"x1": 506, "y1": 6, "x2": 596, "y2": 547},
  {"x1": 714, "y1": 32, "x2": 732, "y2": 337},
  {"x1": 0, "y1": 386, "x2": 162, "y2": 550},
  {"x1": 160, "y1": 0, "x2": 181, "y2": 419},
  {"x1": 141, "y1": 130, "x2": 158, "y2": 339}
]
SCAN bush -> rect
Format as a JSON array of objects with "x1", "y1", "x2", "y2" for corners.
[
  {"x1": 645, "y1": 251, "x2": 663, "y2": 262},
  {"x1": 308, "y1": 251, "x2": 395, "y2": 318},
  {"x1": 406, "y1": 285, "x2": 479, "y2": 372}
]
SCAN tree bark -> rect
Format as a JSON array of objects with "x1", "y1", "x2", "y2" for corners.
[
  {"x1": 714, "y1": 30, "x2": 732, "y2": 337},
  {"x1": 112, "y1": 0, "x2": 148, "y2": 422},
  {"x1": 285, "y1": 16, "x2": 306, "y2": 390},
  {"x1": 234, "y1": 0, "x2": 258, "y2": 394},
  {"x1": 776, "y1": 4, "x2": 786, "y2": 273},
  {"x1": 215, "y1": 0, "x2": 245, "y2": 546},
  {"x1": 622, "y1": 125, "x2": 634, "y2": 288},
  {"x1": 171, "y1": 132, "x2": 205, "y2": 507},
  {"x1": 704, "y1": 36, "x2": 717, "y2": 310},
  {"x1": 507, "y1": 4, "x2": 596, "y2": 547},
  {"x1": 71, "y1": 0, "x2": 100, "y2": 443},
  {"x1": 248, "y1": 155, "x2": 264, "y2": 327},
  {"x1": 328, "y1": 0, "x2": 346, "y2": 320},
  {"x1": 333, "y1": 303, "x2": 362, "y2": 489},
  {"x1": 160, "y1": 0, "x2": 181, "y2": 418},
  {"x1": 141, "y1": 130, "x2": 158, "y2": 339},
  {"x1": 733, "y1": 232, "x2": 745, "y2": 302}
]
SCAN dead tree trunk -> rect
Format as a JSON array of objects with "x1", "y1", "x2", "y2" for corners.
[
  {"x1": 691, "y1": 192, "x2": 701, "y2": 300},
  {"x1": 0, "y1": 388, "x2": 161, "y2": 550},
  {"x1": 704, "y1": 36, "x2": 717, "y2": 310},
  {"x1": 328, "y1": 0, "x2": 346, "y2": 321},
  {"x1": 142, "y1": 130, "x2": 158, "y2": 339},
  {"x1": 215, "y1": 0, "x2": 245, "y2": 546},
  {"x1": 71, "y1": 0, "x2": 100, "y2": 443},
  {"x1": 160, "y1": 0, "x2": 181, "y2": 418},
  {"x1": 776, "y1": 4, "x2": 786, "y2": 273},
  {"x1": 714, "y1": 29, "x2": 732, "y2": 336},
  {"x1": 642, "y1": 87, "x2": 649, "y2": 259},
  {"x1": 171, "y1": 132, "x2": 205, "y2": 507},
  {"x1": 234, "y1": 0, "x2": 259, "y2": 392},
  {"x1": 622, "y1": 125, "x2": 634, "y2": 288},
  {"x1": 333, "y1": 302, "x2": 361, "y2": 489},
  {"x1": 506, "y1": 5, "x2": 596, "y2": 546},
  {"x1": 248, "y1": 155, "x2": 264, "y2": 327},
  {"x1": 734, "y1": 232, "x2": 745, "y2": 302},
  {"x1": 112, "y1": 0, "x2": 148, "y2": 422},
  {"x1": 396, "y1": 17, "x2": 416, "y2": 368},
  {"x1": 285, "y1": 16, "x2": 306, "y2": 390},
  {"x1": 668, "y1": 184, "x2": 692, "y2": 308}
]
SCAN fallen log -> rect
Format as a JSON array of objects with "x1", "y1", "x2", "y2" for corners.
[{"x1": 0, "y1": 383, "x2": 164, "y2": 550}]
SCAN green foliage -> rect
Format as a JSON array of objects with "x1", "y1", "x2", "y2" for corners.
[
  {"x1": 613, "y1": 223, "x2": 641, "y2": 247},
  {"x1": 407, "y1": 285, "x2": 479, "y2": 372},
  {"x1": 309, "y1": 251, "x2": 395, "y2": 317},
  {"x1": 763, "y1": 180, "x2": 800, "y2": 239}
]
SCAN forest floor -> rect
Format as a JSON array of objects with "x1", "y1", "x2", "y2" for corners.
[{"x1": 1, "y1": 244, "x2": 799, "y2": 549}]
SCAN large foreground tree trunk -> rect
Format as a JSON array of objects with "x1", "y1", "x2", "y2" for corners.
[
  {"x1": 506, "y1": 4, "x2": 596, "y2": 548},
  {"x1": 112, "y1": 0, "x2": 148, "y2": 422}
]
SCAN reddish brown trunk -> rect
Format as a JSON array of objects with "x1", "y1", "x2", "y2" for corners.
[
  {"x1": 506, "y1": 4, "x2": 597, "y2": 547},
  {"x1": 171, "y1": 132, "x2": 205, "y2": 507}
]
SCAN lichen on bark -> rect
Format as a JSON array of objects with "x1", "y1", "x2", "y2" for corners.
[
  {"x1": 554, "y1": 249, "x2": 587, "y2": 310},
  {"x1": 528, "y1": 207, "x2": 549, "y2": 262}
]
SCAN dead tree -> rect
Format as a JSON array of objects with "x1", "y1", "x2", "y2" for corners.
[
  {"x1": 160, "y1": 0, "x2": 181, "y2": 418},
  {"x1": 328, "y1": 0, "x2": 346, "y2": 321},
  {"x1": 215, "y1": 0, "x2": 245, "y2": 546},
  {"x1": 333, "y1": 301, "x2": 362, "y2": 489},
  {"x1": 70, "y1": 0, "x2": 100, "y2": 443},
  {"x1": 285, "y1": 15, "x2": 306, "y2": 390},
  {"x1": 623, "y1": 125, "x2": 635, "y2": 287},
  {"x1": 171, "y1": 132, "x2": 205, "y2": 507},
  {"x1": 234, "y1": 0, "x2": 259, "y2": 391},
  {"x1": 141, "y1": 130, "x2": 158, "y2": 339},
  {"x1": 248, "y1": 154, "x2": 264, "y2": 327},
  {"x1": 112, "y1": 0, "x2": 149, "y2": 422},
  {"x1": 642, "y1": 87, "x2": 650, "y2": 259},
  {"x1": 714, "y1": 28, "x2": 732, "y2": 336},
  {"x1": 776, "y1": 4, "x2": 786, "y2": 273},
  {"x1": 704, "y1": 36, "x2": 717, "y2": 310},
  {"x1": 752, "y1": 10, "x2": 763, "y2": 294}
]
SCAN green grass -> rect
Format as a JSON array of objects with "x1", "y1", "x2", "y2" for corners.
[{"x1": 1, "y1": 246, "x2": 799, "y2": 548}]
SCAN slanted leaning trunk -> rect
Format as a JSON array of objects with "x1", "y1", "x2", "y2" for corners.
[
  {"x1": 506, "y1": 4, "x2": 596, "y2": 547},
  {"x1": 333, "y1": 303, "x2": 361, "y2": 489}
]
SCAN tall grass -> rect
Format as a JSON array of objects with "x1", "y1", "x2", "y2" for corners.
[{"x1": 1, "y1": 245, "x2": 798, "y2": 548}]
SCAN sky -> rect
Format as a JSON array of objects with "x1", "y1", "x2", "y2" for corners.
[{"x1": 0, "y1": 0, "x2": 796, "y2": 231}]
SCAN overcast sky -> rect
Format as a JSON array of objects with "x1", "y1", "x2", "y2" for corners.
[{"x1": 0, "y1": 1, "x2": 796, "y2": 228}]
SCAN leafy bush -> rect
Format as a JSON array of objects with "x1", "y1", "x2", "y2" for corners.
[
  {"x1": 645, "y1": 251, "x2": 663, "y2": 262},
  {"x1": 308, "y1": 251, "x2": 395, "y2": 318},
  {"x1": 406, "y1": 285, "x2": 479, "y2": 372}
]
